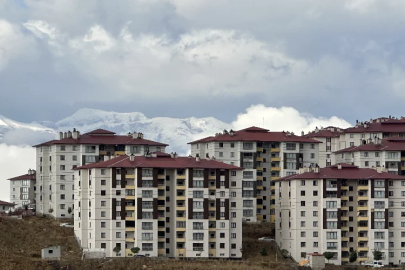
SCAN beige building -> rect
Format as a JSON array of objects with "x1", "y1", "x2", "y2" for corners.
[
  {"x1": 189, "y1": 126, "x2": 321, "y2": 223},
  {"x1": 74, "y1": 153, "x2": 243, "y2": 258},
  {"x1": 275, "y1": 163, "x2": 405, "y2": 266},
  {"x1": 0, "y1": 200, "x2": 15, "y2": 213},
  {"x1": 8, "y1": 169, "x2": 36, "y2": 208},
  {"x1": 34, "y1": 128, "x2": 167, "y2": 218}
]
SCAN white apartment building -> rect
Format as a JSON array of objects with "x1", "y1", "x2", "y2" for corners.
[
  {"x1": 335, "y1": 137, "x2": 405, "y2": 175},
  {"x1": 8, "y1": 169, "x2": 36, "y2": 208},
  {"x1": 0, "y1": 200, "x2": 15, "y2": 212},
  {"x1": 73, "y1": 153, "x2": 243, "y2": 258},
  {"x1": 34, "y1": 128, "x2": 167, "y2": 218},
  {"x1": 189, "y1": 126, "x2": 321, "y2": 223},
  {"x1": 304, "y1": 127, "x2": 343, "y2": 168},
  {"x1": 275, "y1": 163, "x2": 405, "y2": 266}
]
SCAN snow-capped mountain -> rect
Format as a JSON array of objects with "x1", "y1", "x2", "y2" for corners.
[{"x1": 0, "y1": 109, "x2": 230, "y2": 154}]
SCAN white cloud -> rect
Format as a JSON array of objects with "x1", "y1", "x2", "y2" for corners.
[
  {"x1": 231, "y1": 105, "x2": 352, "y2": 134},
  {"x1": 0, "y1": 20, "x2": 36, "y2": 71},
  {"x1": 0, "y1": 144, "x2": 36, "y2": 202}
]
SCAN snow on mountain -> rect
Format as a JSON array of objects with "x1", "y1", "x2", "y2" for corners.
[{"x1": 0, "y1": 109, "x2": 229, "y2": 154}]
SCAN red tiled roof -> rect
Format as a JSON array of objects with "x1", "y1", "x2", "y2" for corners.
[
  {"x1": 189, "y1": 126, "x2": 321, "y2": 144},
  {"x1": 8, "y1": 173, "x2": 36, "y2": 181},
  {"x1": 75, "y1": 155, "x2": 243, "y2": 170},
  {"x1": 345, "y1": 121, "x2": 405, "y2": 133},
  {"x1": 83, "y1": 129, "x2": 116, "y2": 135},
  {"x1": 0, "y1": 200, "x2": 15, "y2": 206},
  {"x1": 335, "y1": 139, "x2": 405, "y2": 154},
  {"x1": 33, "y1": 129, "x2": 168, "y2": 147},
  {"x1": 276, "y1": 163, "x2": 405, "y2": 181},
  {"x1": 305, "y1": 129, "x2": 341, "y2": 138}
]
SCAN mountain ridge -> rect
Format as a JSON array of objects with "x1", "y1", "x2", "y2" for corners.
[{"x1": 0, "y1": 108, "x2": 229, "y2": 154}]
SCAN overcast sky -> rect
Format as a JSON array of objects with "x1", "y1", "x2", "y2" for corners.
[{"x1": 1, "y1": 0, "x2": 405, "y2": 124}]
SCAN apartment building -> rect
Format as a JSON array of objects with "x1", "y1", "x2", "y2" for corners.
[
  {"x1": 335, "y1": 137, "x2": 405, "y2": 175},
  {"x1": 7, "y1": 169, "x2": 36, "y2": 208},
  {"x1": 33, "y1": 128, "x2": 167, "y2": 218},
  {"x1": 338, "y1": 117, "x2": 405, "y2": 150},
  {"x1": 304, "y1": 127, "x2": 343, "y2": 168},
  {"x1": 189, "y1": 126, "x2": 321, "y2": 223},
  {"x1": 275, "y1": 163, "x2": 405, "y2": 266},
  {"x1": 73, "y1": 153, "x2": 243, "y2": 258}
]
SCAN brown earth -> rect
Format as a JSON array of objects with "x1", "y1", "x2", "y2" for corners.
[{"x1": 0, "y1": 216, "x2": 293, "y2": 270}]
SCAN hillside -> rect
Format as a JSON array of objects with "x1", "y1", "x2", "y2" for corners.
[{"x1": 0, "y1": 216, "x2": 289, "y2": 270}]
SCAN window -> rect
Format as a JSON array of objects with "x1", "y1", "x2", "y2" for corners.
[
  {"x1": 101, "y1": 233, "x2": 106, "y2": 238},
  {"x1": 219, "y1": 152, "x2": 223, "y2": 157},
  {"x1": 142, "y1": 233, "x2": 153, "y2": 240},
  {"x1": 313, "y1": 211, "x2": 318, "y2": 217},
  {"x1": 301, "y1": 191, "x2": 305, "y2": 196},
  {"x1": 142, "y1": 243, "x2": 153, "y2": 251},
  {"x1": 301, "y1": 211, "x2": 305, "y2": 217},
  {"x1": 310, "y1": 153, "x2": 315, "y2": 159},
  {"x1": 327, "y1": 232, "x2": 338, "y2": 239},
  {"x1": 101, "y1": 190, "x2": 106, "y2": 196},
  {"x1": 60, "y1": 165, "x2": 65, "y2": 170},
  {"x1": 313, "y1": 201, "x2": 318, "y2": 206},
  {"x1": 313, "y1": 191, "x2": 318, "y2": 196},
  {"x1": 301, "y1": 201, "x2": 305, "y2": 206},
  {"x1": 60, "y1": 194, "x2": 65, "y2": 200},
  {"x1": 313, "y1": 232, "x2": 318, "y2": 237},
  {"x1": 301, "y1": 242, "x2": 306, "y2": 247},
  {"x1": 301, "y1": 221, "x2": 305, "y2": 227},
  {"x1": 193, "y1": 233, "x2": 204, "y2": 240},
  {"x1": 365, "y1": 161, "x2": 369, "y2": 167},
  {"x1": 301, "y1": 232, "x2": 306, "y2": 237},
  {"x1": 101, "y1": 169, "x2": 106, "y2": 175},
  {"x1": 301, "y1": 180, "x2": 305, "y2": 186},
  {"x1": 142, "y1": 190, "x2": 153, "y2": 198},
  {"x1": 193, "y1": 191, "x2": 204, "y2": 198},
  {"x1": 286, "y1": 143, "x2": 296, "y2": 150},
  {"x1": 313, "y1": 221, "x2": 318, "y2": 227},
  {"x1": 326, "y1": 201, "x2": 337, "y2": 209}
]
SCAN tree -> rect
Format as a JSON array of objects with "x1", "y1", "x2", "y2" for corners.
[
  {"x1": 48, "y1": 208, "x2": 54, "y2": 214},
  {"x1": 261, "y1": 247, "x2": 268, "y2": 256},
  {"x1": 113, "y1": 246, "x2": 121, "y2": 256},
  {"x1": 373, "y1": 249, "x2": 383, "y2": 261},
  {"x1": 24, "y1": 204, "x2": 28, "y2": 211},
  {"x1": 349, "y1": 250, "x2": 358, "y2": 263},
  {"x1": 67, "y1": 207, "x2": 72, "y2": 215},
  {"x1": 131, "y1": 247, "x2": 140, "y2": 255},
  {"x1": 281, "y1": 249, "x2": 289, "y2": 258},
  {"x1": 323, "y1": 252, "x2": 335, "y2": 263}
]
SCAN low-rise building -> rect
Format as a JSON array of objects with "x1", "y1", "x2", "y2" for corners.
[
  {"x1": 8, "y1": 169, "x2": 36, "y2": 209},
  {"x1": 0, "y1": 200, "x2": 15, "y2": 212},
  {"x1": 74, "y1": 152, "x2": 243, "y2": 258},
  {"x1": 275, "y1": 163, "x2": 405, "y2": 266}
]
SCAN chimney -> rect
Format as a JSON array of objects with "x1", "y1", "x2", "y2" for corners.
[
  {"x1": 129, "y1": 154, "x2": 135, "y2": 161},
  {"x1": 141, "y1": 133, "x2": 144, "y2": 139},
  {"x1": 104, "y1": 156, "x2": 110, "y2": 161},
  {"x1": 337, "y1": 164, "x2": 342, "y2": 170},
  {"x1": 151, "y1": 153, "x2": 157, "y2": 158},
  {"x1": 170, "y1": 152, "x2": 174, "y2": 158},
  {"x1": 72, "y1": 129, "x2": 80, "y2": 139},
  {"x1": 127, "y1": 132, "x2": 132, "y2": 137},
  {"x1": 64, "y1": 132, "x2": 67, "y2": 138},
  {"x1": 59, "y1": 132, "x2": 63, "y2": 140},
  {"x1": 301, "y1": 131, "x2": 304, "y2": 136},
  {"x1": 174, "y1": 152, "x2": 178, "y2": 158},
  {"x1": 67, "y1": 130, "x2": 72, "y2": 138},
  {"x1": 196, "y1": 154, "x2": 200, "y2": 162}
]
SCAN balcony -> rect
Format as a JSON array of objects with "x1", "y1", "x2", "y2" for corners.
[
  {"x1": 125, "y1": 205, "x2": 136, "y2": 211},
  {"x1": 126, "y1": 185, "x2": 135, "y2": 189},
  {"x1": 270, "y1": 176, "x2": 280, "y2": 181},
  {"x1": 358, "y1": 246, "x2": 369, "y2": 252},
  {"x1": 126, "y1": 174, "x2": 135, "y2": 179},
  {"x1": 358, "y1": 237, "x2": 368, "y2": 241},
  {"x1": 357, "y1": 185, "x2": 369, "y2": 191},
  {"x1": 341, "y1": 247, "x2": 349, "y2": 251},
  {"x1": 357, "y1": 216, "x2": 369, "y2": 221},
  {"x1": 341, "y1": 216, "x2": 349, "y2": 221},
  {"x1": 125, "y1": 195, "x2": 135, "y2": 200},
  {"x1": 270, "y1": 148, "x2": 280, "y2": 152},
  {"x1": 125, "y1": 216, "x2": 136, "y2": 221},
  {"x1": 271, "y1": 157, "x2": 281, "y2": 162},
  {"x1": 125, "y1": 227, "x2": 135, "y2": 232},
  {"x1": 358, "y1": 226, "x2": 368, "y2": 231},
  {"x1": 341, "y1": 185, "x2": 349, "y2": 190},
  {"x1": 357, "y1": 206, "x2": 368, "y2": 211},
  {"x1": 256, "y1": 167, "x2": 263, "y2": 171},
  {"x1": 125, "y1": 238, "x2": 135, "y2": 243},
  {"x1": 177, "y1": 175, "x2": 186, "y2": 180},
  {"x1": 256, "y1": 157, "x2": 263, "y2": 162},
  {"x1": 341, "y1": 237, "x2": 349, "y2": 241},
  {"x1": 341, "y1": 196, "x2": 349, "y2": 201},
  {"x1": 257, "y1": 147, "x2": 263, "y2": 152},
  {"x1": 341, "y1": 226, "x2": 349, "y2": 231},
  {"x1": 271, "y1": 167, "x2": 281, "y2": 171}
]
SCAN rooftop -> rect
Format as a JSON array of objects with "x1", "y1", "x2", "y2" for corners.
[
  {"x1": 0, "y1": 200, "x2": 15, "y2": 206},
  {"x1": 75, "y1": 154, "x2": 243, "y2": 170},
  {"x1": 345, "y1": 116, "x2": 405, "y2": 133},
  {"x1": 335, "y1": 138, "x2": 405, "y2": 153},
  {"x1": 275, "y1": 163, "x2": 405, "y2": 181},
  {"x1": 189, "y1": 126, "x2": 321, "y2": 144},
  {"x1": 8, "y1": 169, "x2": 36, "y2": 181},
  {"x1": 33, "y1": 129, "x2": 168, "y2": 147},
  {"x1": 304, "y1": 126, "x2": 343, "y2": 138}
]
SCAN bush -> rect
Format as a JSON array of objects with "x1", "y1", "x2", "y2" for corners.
[{"x1": 261, "y1": 247, "x2": 268, "y2": 256}]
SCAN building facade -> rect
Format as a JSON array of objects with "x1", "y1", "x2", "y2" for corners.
[
  {"x1": 8, "y1": 169, "x2": 36, "y2": 208},
  {"x1": 34, "y1": 129, "x2": 167, "y2": 218},
  {"x1": 275, "y1": 164, "x2": 405, "y2": 266},
  {"x1": 304, "y1": 127, "x2": 343, "y2": 168},
  {"x1": 0, "y1": 200, "x2": 15, "y2": 212},
  {"x1": 74, "y1": 153, "x2": 243, "y2": 258},
  {"x1": 335, "y1": 137, "x2": 405, "y2": 175},
  {"x1": 189, "y1": 126, "x2": 321, "y2": 223}
]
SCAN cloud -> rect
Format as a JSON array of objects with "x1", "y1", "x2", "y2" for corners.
[
  {"x1": 0, "y1": 144, "x2": 36, "y2": 202},
  {"x1": 231, "y1": 105, "x2": 352, "y2": 134},
  {"x1": 1, "y1": 128, "x2": 55, "y2": 146}
]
